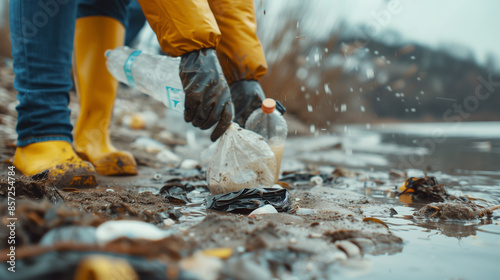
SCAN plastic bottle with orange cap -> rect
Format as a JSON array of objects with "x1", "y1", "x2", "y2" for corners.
[{"x1": 245, "y1": 98, "x2": 288, "y2": 182}]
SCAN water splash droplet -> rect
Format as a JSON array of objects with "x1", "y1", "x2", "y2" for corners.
[
  {"x1": 340, "y1": 104, "x2": 347, "y2": 112},
  {"x1": 324, "y1": 83, "x2": 332, "y2": 95}
]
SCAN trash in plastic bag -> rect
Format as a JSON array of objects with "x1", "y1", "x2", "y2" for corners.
[
  {"x1": 207, "y1": 123, "x2": 277, "y2": 194},
  {"x1": 205, "y1": 188, "x2": 291, "y2": 214}
]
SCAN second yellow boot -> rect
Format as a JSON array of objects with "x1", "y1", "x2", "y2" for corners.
[
  {"x1": 13, "y1": 141, "x2": 97, "y2": 188},
  {"x1": 73, "y1": 16, "x2": 137, "y2": 176}
]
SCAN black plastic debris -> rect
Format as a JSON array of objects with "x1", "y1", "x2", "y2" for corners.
[
  {"x1": 160, "y1": 180, "x2": 195, "y2": 204},
  {"x1": 206, "y1": 188, "x2": 291, "y2": 214}
]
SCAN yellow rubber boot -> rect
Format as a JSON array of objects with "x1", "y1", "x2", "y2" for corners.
[
  {"x1": 73, "y1": 16, "x2": 137, "y2": 176},
  {"x1": 13, "y1": 141, "x2": 97, "y2": 188}
]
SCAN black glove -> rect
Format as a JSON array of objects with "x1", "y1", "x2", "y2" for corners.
[
  {"x1": 230, "y1": 80, "x2": 287, "y2": 127},
  {"x1": 229, "y1": 80, "x2": 265, "y2": 127},
  {"x1": 179, "y1": 48, "x2": 233, "y2": 141}
]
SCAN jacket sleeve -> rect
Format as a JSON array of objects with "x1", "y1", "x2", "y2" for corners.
[
  {"x1": 137, "y1": 0, "x2": 221, "y2": 57},
  {"x1": 208, "y1": 0, "x2": 267, "y2": 84}
]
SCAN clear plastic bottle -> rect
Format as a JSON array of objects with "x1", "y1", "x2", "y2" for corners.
[
  {"x1": 105, "y1": 46, "x2": 184, "y2": 113},
  {"x1": 245, "y1": 98, "x2": 288, "y2": 182}
]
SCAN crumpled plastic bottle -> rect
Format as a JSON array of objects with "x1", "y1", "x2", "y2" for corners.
[
  {"x1": 105, "y1": 46, "x2": 184, "y2": 113},
  {"x1": 207, "y1": 123, "x2": 277, "y2": 194}
]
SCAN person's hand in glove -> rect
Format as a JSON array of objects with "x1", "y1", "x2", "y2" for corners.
[
  {"x1": 230, "y1": 80, "x2": 286, "y2": 127},
  {"x1": 179, "y1": 48, "x2": 233, "y2": 141}
]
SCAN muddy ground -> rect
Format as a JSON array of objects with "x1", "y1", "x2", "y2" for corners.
[{"x1": 1, "y1": 63, "x2": 499, "y2": 279}]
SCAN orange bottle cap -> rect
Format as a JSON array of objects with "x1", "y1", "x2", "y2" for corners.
[{"x1": 262, "y1": 98, "x2": 276, "y2": 114}]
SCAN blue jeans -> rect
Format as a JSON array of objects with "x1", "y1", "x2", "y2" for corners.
[{"x1": 10, "y1": 0, "x2": 130, "y2": 147}]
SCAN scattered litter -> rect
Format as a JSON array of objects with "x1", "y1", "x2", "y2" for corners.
[
  {"x1": 362, "y1": 217, "x2": 389, "y2": 229},
  {"x1": 389, "y1": 169, "x2": 407, "y2": 179},
  {"x1": 310, "y1": 176, "x2": 323, "y2": 186},
  {"x1": 180, "y1": 251, "x2": 223, "y2": 280},
  {"x1": 156, "y1": 149, "x2": 181, "y2": 164},
  {"x1": 295, "y1": 208, "x2": 315, "y2": 216},
  {"x1": 206, "y1": 188, "x2": 291, "y2": 214},
  {"x1": 180, "y1": 159, "x2": 199, "y2": 169},
  {"x1": 124, "y1": 113, "x2": 146, "y2": 129},
  {"x1": 332, "y1": 167, "x2": 358, "y2": 178},
  {"x1": 414, "y1": 203, "x2": 500, "y2": 220},
  {"x1": 132, "y1": 136, "x2": 166, "y2": 153},
  {"x1": 202, "y1": 248, "x2": 234, "y2": 260},
  {"x1": 162, "y1": 218, "x2": 176, "y2": 228},
  {"x1": 398, "y1": 176, "x2": 449, "y2": 202},
  {"x1": 160, "y1": 181, "x2": 195, "y2": 204},
  {"x1": 40, "y1": 226, "x2": 97, "y2": 246},
  {"x1": 95, "y1": 220, "x2": 170, "y2": 245},
  {"x1": 152, "y1": 173, "x2": 162, "y2": 181}
]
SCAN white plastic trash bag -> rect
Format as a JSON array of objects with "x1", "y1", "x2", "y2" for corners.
[{"x1": 207, "y1": 123, "x2": 277, "y2": 194}]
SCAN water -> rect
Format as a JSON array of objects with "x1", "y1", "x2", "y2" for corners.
[{"x1": 283, "y1": 121, "x2": 500, "y2": 279}]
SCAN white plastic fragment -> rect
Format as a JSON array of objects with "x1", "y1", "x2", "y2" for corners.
[
  {"x1": 296, "y1": 207, "x2": 315, "y2": 215},
  {"x1": 153, "y1": 173, "x2": 162, "y2": 181},
  {"x1": 248, "y1": 205, "x2": 278, "y2": 218},
  {"x1": 162, "y1": 218, "x2": 175, "y2": 228},
  {"x1": 335, "y1": 240, "x2": 362, "y2": 258},
  {"x1": 132, "y1": 136, "x2": 167, "y2": 153},
  {"x1": 156, "y1": 149, "x2": 181, "y2": 164},
  {"x1": 310, "y1": 176, "x2": 323, "y2": 186},
  {"x1": 95, "y1": 220, "x2": 170, "y2": 245},
  {"x1": 180, "y1": 159, "x2": 199, "y2": 169}
]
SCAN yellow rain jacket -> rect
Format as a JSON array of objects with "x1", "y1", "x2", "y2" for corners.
[{"x1": 137, "y1": 0, "x2": 267, "y2": 84}]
